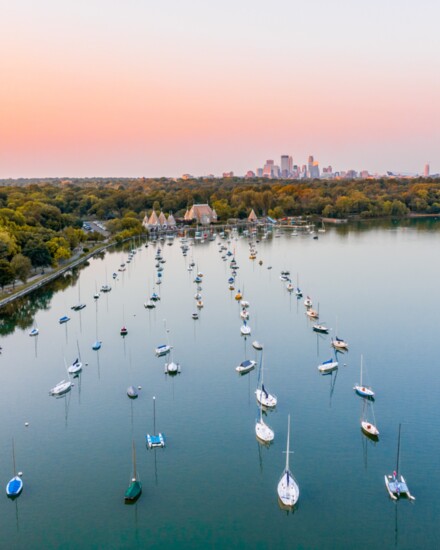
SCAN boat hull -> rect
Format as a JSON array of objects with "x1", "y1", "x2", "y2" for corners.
[
  {"x1": 277, "y1": 470, "x2": 299, "y2": 507},
  {"x1": 255, "y1": 421, "x2": 274, "y2": 443},
  {"x1": 6, "y1": 476, "x2": 23, "y2": 498},
  {"x1": 124, "y1": 480, "x2": 142, "y2": 503}
]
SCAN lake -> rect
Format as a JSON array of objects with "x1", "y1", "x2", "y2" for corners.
[{"x1": 1, "y1": 220, "x2": 439, "y2": 549}]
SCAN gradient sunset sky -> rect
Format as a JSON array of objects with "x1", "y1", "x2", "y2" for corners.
[{"x1": 1, "y1": 0, "x2": 439, "y2": 178}]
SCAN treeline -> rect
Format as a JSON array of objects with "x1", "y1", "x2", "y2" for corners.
[{"x1": 0, "y1": 177, "x2": 440, "y2": 288}]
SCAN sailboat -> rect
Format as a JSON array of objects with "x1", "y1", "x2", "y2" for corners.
[
  {"x1": 68, "y1": 341, "x2": 83, "y2": 375},
  {"x1": 71, "y1": 278, "x2": 86, "y2": 311},
  {"x1": 255, "y1": 353, "x2": 277, "y2": 407},
  {"x1": 318, "y1": 357, "x2": 338, "y2": 374},
  {"x1": 361, "y1": 399, "x2": 379, "y2": 439},
  {"x1": 240, "y1": 320, "x2": 251, "y2": 336},
  {"x1": 353, "y1": 355, "x2": 375, "y2": 399},
  {"x1": 6, "y1": 438, "x2": 23, "y2": 498},
  {"x1": 384, "y1": 424, "x2": 415, "y2": 500},
  {"x1": 49, "y1": 376, "x2": 72, "y2": 397},
  {"x1": 146, "y1": 396, "x2": 166, "y2": 448},
  {"x1": 92, "y1": 301, "x2": 101, "y2": 350},
  {"x1": 124, "y1": 440, "x2": 142, "y2": 503},
  {"x1": 164, "y1": 327, "x2": 180, "y2": 375},
  {"x1": 277, "y1": 415, "x2": 299, "y2": 508},
  {"x1": 255, "y1": 399, "x2": 274, "y2": 443},
  {"x1": 29, "y1": 326, "x2": 39, "y2": 336}
]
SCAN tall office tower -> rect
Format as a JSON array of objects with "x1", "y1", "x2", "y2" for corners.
[
  {"x1": 288, "y1": 156, "x2": 293, "y2": 174},
  {"x1": 424, "y1": 163, "x2": 430, "y2": 177},
  {"x1": 310, "y1": 161, "x2": 320, "y2": 179},
  {"x1": 281, "y1": 155, "x2": 290, "y2": 177},
  {"x1": 257, "y1": 168, "x2": 263, "y2": 177},
  {"x1": 272, "y1": 165, "x2": 281, "y2": 178},
  {"x1": 263, "y1": 160, "x2": 274, "y2": 178},
  {"x1": 307, "y1": 155, "x2": 314, "y2": 178}
]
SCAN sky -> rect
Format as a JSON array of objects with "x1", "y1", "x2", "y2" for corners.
[{"x1": 0, "y1": 0, "x2": 439, "y2": 178}]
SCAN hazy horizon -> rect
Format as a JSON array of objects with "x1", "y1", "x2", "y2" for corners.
[{"x1": 1, "y1": 1, "x2": 439, "y2": 178}]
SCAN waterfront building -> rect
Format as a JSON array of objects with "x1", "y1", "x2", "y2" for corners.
[{"x1": 184, "y1": 204, "x2": 218, "y2": 225}]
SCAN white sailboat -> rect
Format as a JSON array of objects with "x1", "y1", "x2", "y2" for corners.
[
  {"x1": 277, "y1": 414, "x2": 299, "y2": 508},
  {"x1": 255, "y1": 399, "x2": 274, "y2": 443},
  {"x1": 353, "y1": 355, "x2": 375, "y2": 399},
  {"x1": 361, "y1": 399, "x2": 379, "y2": 439},
  {"x1": 255, "y1": 353, "x2": 277, "y2": 408},
  {"x1": 384, "y1": 424, "x2": 415, "y2": 500},
  {"x1": 164, "y1": 324, "x2": 181, "y2": 375}
]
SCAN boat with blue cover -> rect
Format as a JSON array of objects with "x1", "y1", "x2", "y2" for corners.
[
  {"x1": 127, "y1": 385, "x2": 138, "y2": 399},
  {"x1": 318, "y1": 358, "x2": 338, "y2": 373},
  {"x1": 92, "y1": 340, "x2": 102, "y2": 351},
  {"x1": 29, "y1": 327, "x2": 39, "y2": 336},
  {"x1": 6, "y1": 439, "x2": 23, "y2": 499},
  {"x1": 236, "y1": 359, "x2": 256, "y2": 374},
  {"x1": 59, "y1": 315, "x2": 70, "y2": 324}
]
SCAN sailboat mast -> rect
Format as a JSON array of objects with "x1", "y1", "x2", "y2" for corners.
[
  {"x1": 153, "y1": 396, "x2": 156, "y2": 435},
  {"x1": 396, "y1": 423, "x2": 402, "y2": 476},
  {"x1": 11, "y1": 437, "x2": 16, "y2": 475},
  {"x1": 360, "y1": 355, "x2": 363, "y2": 385},
  {"x1": 286, "y1": 415, "x2": 291, "y2": 472},
  {"x1": 132, "y1": 439, "x2": 137, "y2": 480}
]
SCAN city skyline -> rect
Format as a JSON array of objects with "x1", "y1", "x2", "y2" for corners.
[{"x1": 1, "y1": 1, "x2": 439, "y2": 178}]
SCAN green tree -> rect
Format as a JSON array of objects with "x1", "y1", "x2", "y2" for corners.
[
  {"x1": 0, "y1": 259, "x2": 14, "y2": 290},
  {"x1": 11, "y1": 254, "x2": 32, "y2": 283}
]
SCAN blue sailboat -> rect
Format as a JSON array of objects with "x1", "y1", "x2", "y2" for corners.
[{"x1": 6, "y1": 439, "x2": 23, "y2": 499}]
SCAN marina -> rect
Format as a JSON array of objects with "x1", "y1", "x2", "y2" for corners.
[{"x1": 0, "y1": 220, "x2": 439, "y2": 548}]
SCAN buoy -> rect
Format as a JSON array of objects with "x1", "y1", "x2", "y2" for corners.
[
  {"x1": 138, "y1": 385, "x2": 142, "y2": 390},
  {"x1": 18, "y1": 471, "x2": 23, "y2": 477},
  {"x1": 85, "y1": 362, "x2": 89, "y2": 366},
  {"x1": 25, "y1": 422, "x2": 29, "y2": 427}
]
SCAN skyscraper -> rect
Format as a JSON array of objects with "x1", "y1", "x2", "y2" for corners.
[
  {"x1": 281, "y1": 155, "x2": 290, "y2": 177},
  {"x1": 424, "y1": 163, "x2": 430, "y2": 177}
]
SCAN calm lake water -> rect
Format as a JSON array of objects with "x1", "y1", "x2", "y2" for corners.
[{"x1": 1, "y1": 220, "x2": 439, "y2": 550}]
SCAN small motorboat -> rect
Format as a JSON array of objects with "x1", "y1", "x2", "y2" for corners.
[
  {"x1": 155, "y1": 344, "x2": 172, "y2": 357},
  {"x1": 92, "y1": 340, "x2": 102, "y2": 351},
  {"x1": 235, "y1": 359, "x2": 256, "y2": 374},
  {"x1": 192, "y1": 312, "x2": 199, "y2": 320},
  {"x1": 59, "y1": 315, "x2": 70, "y2": 324},
  {"x1": 313, "y1": 323, "x2": 329, "y2": 334},
  {"x1": 120, "y1": 326, "x2": 128, "y2": 336},
  {"x1": 318, "y1": 358, "x2": 338, "y2": 373},
  {"x1": 252, "y1": 341, "x2": 263, "y2": 351}
]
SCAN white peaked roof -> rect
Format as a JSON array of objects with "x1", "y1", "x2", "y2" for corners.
[
  {"x1": 148, "y1": 210, "x2": 159, "y2": 226},
  {"x1": 167, "y1": 213, "x2": 176, "y2": 226},
  {"x1": 158, "y1": 212, "x2": 167, "y2": 225},
  {"x1": 248, "y1": 209, "x2": 258, "y2": 221}
]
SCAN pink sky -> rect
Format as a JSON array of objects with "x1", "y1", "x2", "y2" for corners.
[{"x1": 1, "y1": 0, "x2": 439, "y2": 177}]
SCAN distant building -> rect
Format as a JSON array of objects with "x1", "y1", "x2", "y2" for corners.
[
  {"x1": 181, "y1": 174, "x2": 193, "y2": 180},
  {"x1": 262, "y1": 160, "x2": 274, "y2": 178},
  {"x1": 256, "y1": 168, "x2": 263, "y2": 177},
  {"x1": 223, "y1": 171, "x2": 234, "y2": 178},
  {"x1": 184, "y1": 204, "x2": 218, "y2": 225},
  {"x1": 245, "y1": 170, "x2": 255, "y2": 178},
  {"x1": 248, "y1": 209, "x2": 258, "y2": 223},
  {"x1": 281, "y1": 155, "x2": 290, "y2": 177},
  {"x1": 424, "y1": 163, "x2": 430, "y2": 177}
]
